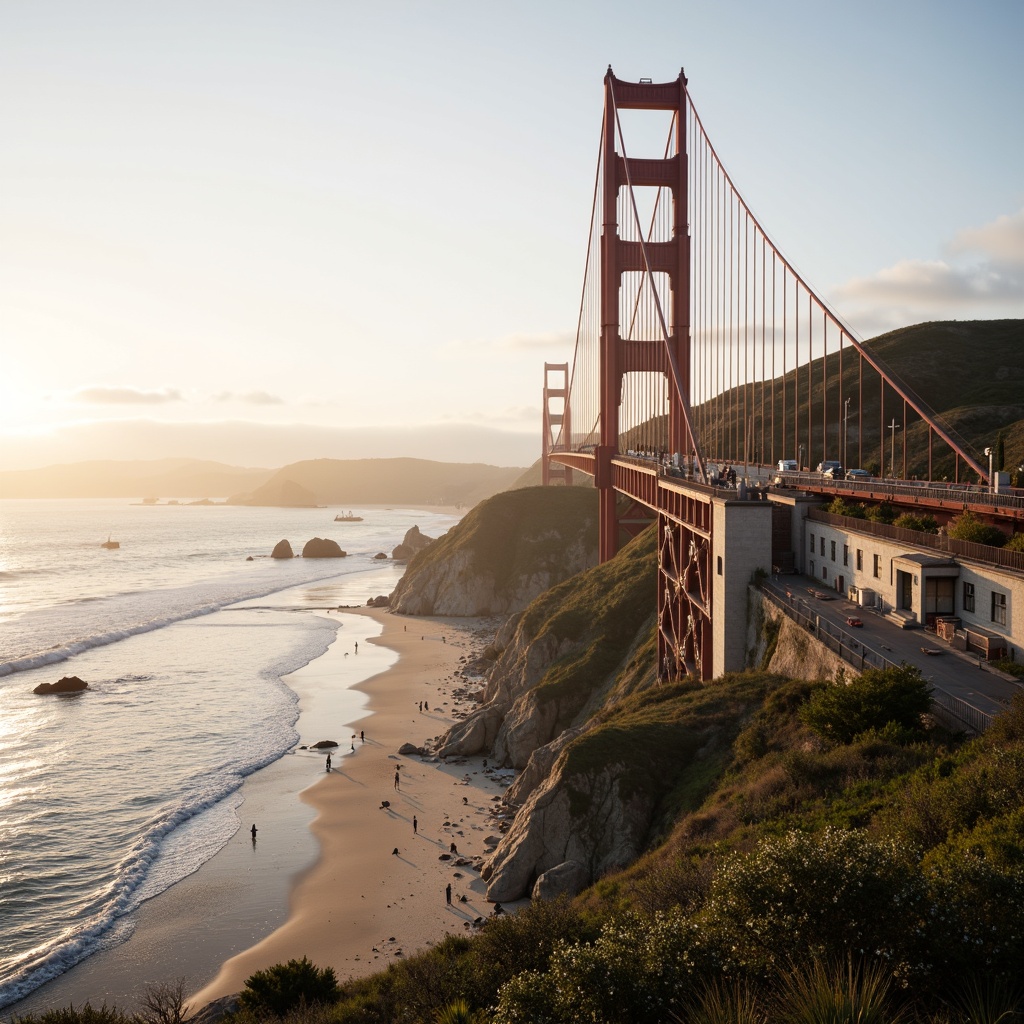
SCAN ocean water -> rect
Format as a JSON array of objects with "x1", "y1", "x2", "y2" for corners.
[{"x1": 0, "y1": 499, "x2": 458, "y2": 1009}]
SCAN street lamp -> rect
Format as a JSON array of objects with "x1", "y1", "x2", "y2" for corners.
[
  {"x1": 984, "y1": 446, "x2": 993, "y2": 492},
  {"x1": 888, "y1": 419, "x2": 901, "y2": 479},
  {"x1": 798, "y1": 443, "x2": 805, "y2": 472}
]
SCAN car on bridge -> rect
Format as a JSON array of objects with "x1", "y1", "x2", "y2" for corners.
[
  {"x1": 817, "y1": 460, "x2": 844, "y2": 479},
  {"x1": 777, "y1": 459, "x2": 798, "y2": 472},
  {"x1": 846, "y1": 468, "x2": 872, "y2": 480},
  {"x1": 846, "y1": 616, "x2": 864, "y2": 627}
]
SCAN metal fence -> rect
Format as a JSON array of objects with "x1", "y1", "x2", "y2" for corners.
[
  {"x1": 758, "y1": 586, "x2": 994, "y2": 733},
  {"x1": 808, "y1": 508, "x2": 1024, "y2": 573}
]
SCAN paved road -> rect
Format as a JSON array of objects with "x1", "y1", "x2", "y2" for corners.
[{"x1": 762, "y1": 574, "x2": 1022, "y2": 721}]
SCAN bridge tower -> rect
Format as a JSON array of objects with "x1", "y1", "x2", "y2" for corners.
[
  {"x1": 542, "y1": 363, "x2": 573, "y2": 486},
  {"x1": 598, "y1": 68, "x2": 691, "y2": 561}
]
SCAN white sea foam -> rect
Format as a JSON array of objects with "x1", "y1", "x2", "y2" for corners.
[{"x1": 0, "y1": 498, "x2": 459, "y2": 1009}]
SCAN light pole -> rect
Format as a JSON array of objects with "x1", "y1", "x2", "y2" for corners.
[
  {"x1": 984, "y1": 446, "x2": 993, "y2": 492},
  {"x1": 843, "y1": 397, "x2": 851, "y2": 469},
  {"x1": 798, "y1": 443, "x2": 805, "y2": 472},
  {"x1": 888, "y1": 419, "x2": 900, "y2": 479}
]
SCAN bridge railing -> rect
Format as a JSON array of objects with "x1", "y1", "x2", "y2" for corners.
[
  {"x1": 808, "y1": 508, "x2": 1024, "y2": 573},
  {"x1": 778, "y1": 472, "x2": 1024, "y2": 515},
  {"x1": 758, "y1": 586, "x2": 995, "y2": 733}
]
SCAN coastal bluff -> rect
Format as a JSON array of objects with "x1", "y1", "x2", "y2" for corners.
[{"x1": 389, "y1": 486, "x2": 599, "y2": 617}]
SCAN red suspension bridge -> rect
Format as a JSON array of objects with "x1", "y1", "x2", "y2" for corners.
[{"x1": 543, "y1": 68, "x2": 1021, "y2": 682}]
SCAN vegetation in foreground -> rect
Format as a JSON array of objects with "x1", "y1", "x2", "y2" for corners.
[{"x1": 13, "y1": 673, "x2": 1023, "y2": 1024}]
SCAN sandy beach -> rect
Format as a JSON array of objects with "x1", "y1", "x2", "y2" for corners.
[
  {"x1": 189, "y1": 605, "x2": 512, "y2": 1007},
  {"x1": 8, "y1": 597, "x2": 516, "y2": 1017}
]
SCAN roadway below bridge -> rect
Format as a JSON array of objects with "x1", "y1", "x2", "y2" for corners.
[{"x1": 761, "y1": 574, "x2": 1021, "y2": 725}]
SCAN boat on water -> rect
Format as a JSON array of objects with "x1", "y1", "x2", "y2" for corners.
[
  {"x1": 101, "y1": 536, "x2": 120, "y2": 549},
  {"x1": 334, "y1": 511, "x2": 364, "y2": 522}
]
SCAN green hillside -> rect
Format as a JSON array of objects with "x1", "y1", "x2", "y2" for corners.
[{"x1": 692, "y1": 319, "x2": 1023, "y2": 480}]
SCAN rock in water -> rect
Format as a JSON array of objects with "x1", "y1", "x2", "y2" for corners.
[
  {"x1": 34, "y1": 675, "x2": 89, "y2": 695},
  {"x1": 302, "y1": 537, "x2": 346, "y2": 558},
  {"x1": 271, "y1": 539, "x2": 294, "y2": 559},
  {"x1": 392, "y1": 525, "x2": 435, "y2": 561}
]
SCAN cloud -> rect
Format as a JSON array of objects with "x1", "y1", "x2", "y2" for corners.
[
  {"x1": 949, "y1": 209, "x2": 1024, "y2": 268},
  {"x1": 214, "y1": 390, "x2": 285, "y2": 405},
  {"x1": 75, "y1": 387, "x2": 183, "y2": 405},
  {"x1": 831, "y1": 208, "x2": 1024, "y2": 335}
]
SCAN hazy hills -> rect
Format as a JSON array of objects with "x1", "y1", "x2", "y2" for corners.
[
  {"x1": 0, "y1": 458, "x2": 274, "y2": 500},
  {"x1": 225, "y1": 458, "x2": 524, "y2": 507},
  {"x1": 0, "y1": 456, "x2": 526, "y2": 505}
]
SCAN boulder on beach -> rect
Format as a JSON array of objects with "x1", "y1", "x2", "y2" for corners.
[
  {"x1": 311, "y1": 739, "x2": 339, "y2": 749},
  {"x1": 398, "y1": 742, "x2": 425, "y2": 756},
  {"x1": 34, "y1": 675, "x2": 89, "y2": 695},
  {"x1": 271, "y1": 539, "x2": 294, "y2": 559},
  {"x1": 302, "y1": 537, "x2": 346, "y2": 558},
  {"x1": 367, "y1": 594, "x2": 390, "y2": 608},
  {"x1": 373, "y1": 552, "x2": 388, "y2": 560}
]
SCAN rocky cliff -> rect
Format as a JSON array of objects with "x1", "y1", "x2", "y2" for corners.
[{"x1": 389, "y1": 486, "x2": 599, "y2": 616}]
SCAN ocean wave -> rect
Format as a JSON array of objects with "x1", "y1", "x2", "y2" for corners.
[{"x1": 0, "y1": 563, "x2": 351, "y2": 678}]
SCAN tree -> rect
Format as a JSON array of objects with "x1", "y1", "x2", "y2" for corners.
[
  {"x1": 865, "y1": 501, "x2": 896, "y2": 525},
  {"x1": 1006, "y1": 533, "x2": 1024, "y2": 553},
  {"x1": 799, "y1": 665, "x2": 933, "y2": 744}
]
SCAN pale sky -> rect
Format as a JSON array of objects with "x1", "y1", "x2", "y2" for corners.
[{"x1": 2, "y1": 0, "x2": 1022, "y2": 471}]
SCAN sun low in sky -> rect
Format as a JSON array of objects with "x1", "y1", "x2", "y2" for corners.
[{"x1": 2, "y1": 0, "x2": 1022, "y2": 471}]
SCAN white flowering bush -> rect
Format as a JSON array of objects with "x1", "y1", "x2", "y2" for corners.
[
  {"x1": 698, "y1": 827, "x2": 927, "y2": 978},
  {"x1": 492, "y1": 908, "x2": 717, "y2": 1024}
]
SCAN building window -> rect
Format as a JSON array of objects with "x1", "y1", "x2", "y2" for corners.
[
  {"x1": 856, "y1": 549, "x2": 863, "y2": 571},
  {"x1": 963, "y1": 582, "x2": 975, "y2": 613},
  {"x1": 717, "y1": 556, "x2": 723, "y2": 576},
  {"x1": 873, "y1": 553, "x2": 881, "y2": 578},
  {"x1": 843, "y1": 544, "x2": 849, "y2": 566},
  {"x1": 810, "y1": 560, "x2": 815, "y2": 576},
  {"x1": 830, "y1": 540, "x2": 836, "y2": 562},
  {"x1": 992, "y1": 591, "x2": 1007, "y2": 626},
  {"x1": 822, "y1": 567, "x2": 828, "y2": 580},
  {"x1": 810, "y1": 534, "x2": 815, "y2": 553},
  {"x1": 820, "y1": 537, "x2": 825, "y2": 556}
]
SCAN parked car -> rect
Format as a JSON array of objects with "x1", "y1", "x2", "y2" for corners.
[
  {"x1": 846, "y1": 468, "x2": 872, "y2": 480},
  {"x1": 777, "y1": 459, "x2": 798, "y2": 472}
]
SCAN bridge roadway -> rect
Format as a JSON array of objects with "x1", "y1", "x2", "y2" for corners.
[{"x1": 761, "y1": 573, "x2": 1022, "y2": 725}]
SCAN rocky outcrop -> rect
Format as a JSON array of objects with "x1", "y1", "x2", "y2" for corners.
[
  {"x1": 747, "y1": 588, "x2": 850, "y2": 680},
  {"x1": 302, "y1": 537, "x2": 346, "y2": 558},
  {"x1": 390, "y1": 487, "x2": 599, "y2": 617},
  {"x1": 271, "y1": 539, "x2": 294, "y2": 559},
  {"x1": 34, "y1": 675, "x2": 89, "y2": 694},
  {"x1": 392, "y1": 525, "x2": 434, "y2": 562},
  {"x1": 367, "y1": 594, "x2": 390, "y2": 608},
  {"x1": 437, "y1": 525, "x2": 657, "y2": 767},
  {"x1": 482, "y1": 759, "x2": 655, "y2": 902}
]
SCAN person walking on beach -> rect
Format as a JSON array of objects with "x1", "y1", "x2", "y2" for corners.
[
  {"x1": 445, "y1": 883, "x2": 452, "y2": 905},
  {"x1": 250, "y1": 824, "x2": 258, "y2": 842},
  {"x1": 360, "y1": 730, "x2": 364, "y2": 743},
  {"x1": 355, "y1": 641, "x2": 358, "y2": 653},
  {"x1": 394, "y1": 769, "x2": 401, "y2": 791},
  {"x1": 326, "y1": 753, "x2": 332, "y2": 771},
  {"x1": 413, "y1": 815, "x2": 418, "y2": 834}
]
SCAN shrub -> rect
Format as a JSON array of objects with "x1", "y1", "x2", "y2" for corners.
[
  {"x1": 1005, "y1": 532, "x2": 1024, "y2": 553},
  {"x1": 799, "y1": 665, "x2": 932, "y2": 744},
  {"x1": 700, "y1": 827, "x2": 926, "y2": 977},
  {"x1": 946, "y1": 509, "x2": 1007, "y2": 547},
  {"x1": 892, "y1": 512, "x2": 939, "y2": 534},
  {"x1": 238, "y1": 957, "x2": 340, "y2": 1017},
  {"x1": 10, "y1": 1007, "x2": 132, "y2": 1024},
  {"x1": 865, "y1": 501, "x2": 896, "y2": 524}
]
